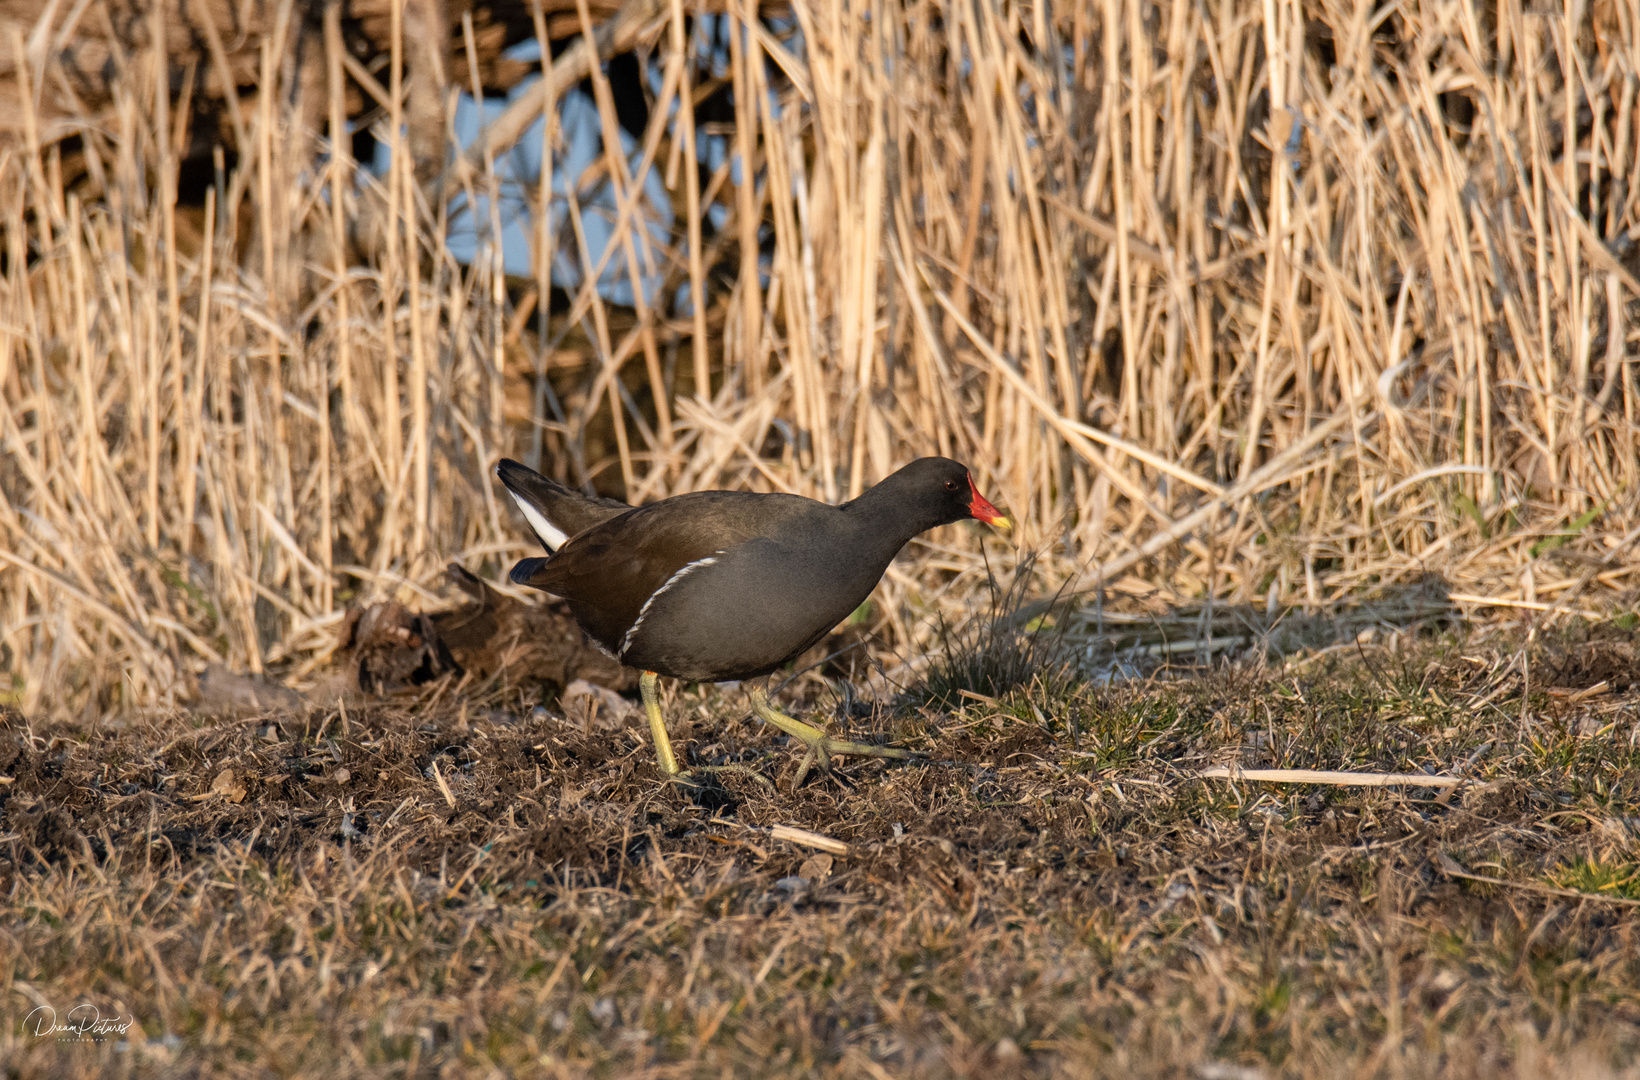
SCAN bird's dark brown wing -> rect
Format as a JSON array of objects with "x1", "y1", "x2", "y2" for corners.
[{"x1": 510, "y1": 491, "x2": 800, "y2": 654}]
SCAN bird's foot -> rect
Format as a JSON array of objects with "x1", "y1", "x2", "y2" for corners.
[
  {"x1": 788, "y1": 733, "x2": 918, "y2": 790},
  {"x1": 666, "y1": 762, "x2": 777, "y2": 792},
  {"x1": 748, "y1": 685, "x2": 921, "y2": 791}
]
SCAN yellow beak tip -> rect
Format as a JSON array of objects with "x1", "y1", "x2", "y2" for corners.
[{"x1": 991, "y1": 516, "x2": 1013, "y2": 531}]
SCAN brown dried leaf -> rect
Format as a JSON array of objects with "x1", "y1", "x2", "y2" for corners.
[{"x1": 209, "y1": 768, "x2": 247, "y2": 804}]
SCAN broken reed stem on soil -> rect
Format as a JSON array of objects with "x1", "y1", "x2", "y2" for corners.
[
  {"x1": 1, "y1": 0, "x2": 1639, "y2": 718},
  {"x1": 1195, "y1": 766, "x2": 1462, "y2": 789}
]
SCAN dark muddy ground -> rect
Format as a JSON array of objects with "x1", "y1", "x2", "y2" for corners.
[{"x1": 5, "y1": 625, "x2": 1640, "y2": 1078}]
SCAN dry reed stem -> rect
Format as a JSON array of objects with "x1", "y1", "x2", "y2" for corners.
[
  {"x1": 1196, "y1": 766, "x2": 1462, "y2": 788},
  {"x1": 2, "y1": 0, "x2": 1639, "y2": 717}
]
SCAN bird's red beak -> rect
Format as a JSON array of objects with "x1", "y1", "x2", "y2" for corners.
[{"x1": 967, "y1": 474, "x2": 1012, "y2": 530}]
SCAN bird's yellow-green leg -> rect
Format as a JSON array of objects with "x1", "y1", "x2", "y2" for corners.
[
  {"x1": 640, "y1": 671, "x2": 774, "y2": 790},
  {"x1": 640, "y1": 670, "x2": 681, "y2": 776},
  {"x1": 748, "y1": 683, "x2": 916, "y2": 787}
]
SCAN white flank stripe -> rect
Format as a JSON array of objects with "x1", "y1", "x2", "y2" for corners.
[
  {"x1": 620, "y1": 555, "x2": 720, "y2": 658},
  {"x1": 509, "y1": 490, "x2": 568, "y2": 551}
]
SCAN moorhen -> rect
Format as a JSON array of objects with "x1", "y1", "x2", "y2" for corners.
[{"x1": 497, "y1": 457, "x2": 1011, "y2": 785}]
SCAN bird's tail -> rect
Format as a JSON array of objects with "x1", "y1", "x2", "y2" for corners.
[
  {"x1": 496, "y1": 459, "x2": 630, "y2": 553},
  {"x1": 509, "y1": 556, "x2": 550, "y2": 586}
]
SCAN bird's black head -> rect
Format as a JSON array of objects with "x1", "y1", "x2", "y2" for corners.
[{"x1": 859, "y1": 457, "x2": 1012, "y2": 532}]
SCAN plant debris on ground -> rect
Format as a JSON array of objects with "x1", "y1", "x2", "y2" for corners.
[{"x1": 6, "y1": 624, "x2": 1640, "y2": 1078}]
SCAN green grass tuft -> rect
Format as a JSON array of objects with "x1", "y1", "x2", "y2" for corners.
[
  {"x1": 903, "y1": 551, "x2": 1076, "y2": 710},
  {"x1": 1547, "y1": 858, "x2": 1640, "y2": 901}
]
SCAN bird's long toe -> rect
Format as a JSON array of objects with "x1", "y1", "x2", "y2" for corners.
[
  {"x1": 667, "y1": 762, "x2": 777, "y2": 793},
  {"x1": 811, "y1": 735, "x2": 916, "y2": 760}
]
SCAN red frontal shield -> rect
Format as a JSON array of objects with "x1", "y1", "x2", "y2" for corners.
[{"x1": 966, "y1": 474, "x2": 1011, "y2": 529}]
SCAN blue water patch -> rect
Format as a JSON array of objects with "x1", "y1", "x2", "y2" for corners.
[
  {"x1": 436, "y1": 48, "x2": 674, "y2": 308},
  {"x1": 368, "y1": 25, "x2": 807, "y2": 313}
]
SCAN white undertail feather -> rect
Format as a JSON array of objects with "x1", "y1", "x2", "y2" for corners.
[{"x1": 508, "y1": 490, "x2": 569, "y2": 551}]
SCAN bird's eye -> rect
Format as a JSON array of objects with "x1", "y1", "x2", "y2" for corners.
[{"x1": 945, "y1": 480, "x2": 959, "y2": 491}]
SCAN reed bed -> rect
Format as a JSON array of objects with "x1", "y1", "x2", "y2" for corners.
[{"x1": 1, "y1": 0, "x2": 1638, "y2": 719}]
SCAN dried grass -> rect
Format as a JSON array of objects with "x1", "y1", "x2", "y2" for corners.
[
  {"x1": 5, "y1": 637, "x2": 1640, "y2": 1076},
  {"x1": 2, "y1": 0, "x2": 1639, "y2": 720}
]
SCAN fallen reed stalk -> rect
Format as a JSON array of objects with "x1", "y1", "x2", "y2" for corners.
[{"x1": 1195, "y1": 766, "x2": 1463, "y2": 788}]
